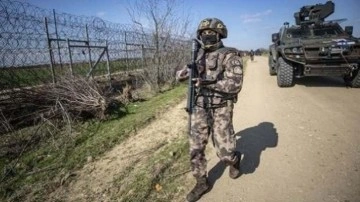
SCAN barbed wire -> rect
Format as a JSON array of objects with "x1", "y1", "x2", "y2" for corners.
[
  {"x1": 0, "y1": 0, "x2": 155, "y2": 68},
  {"x1": 0, "y1": 0, "x2": 190, "y2": 89}
]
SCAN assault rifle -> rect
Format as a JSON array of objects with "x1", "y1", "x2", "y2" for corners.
[
  {"x1": 185, "y1": 39, "x2": 199, "y2": 116},
  {"x1": 185, "y1": 39, "x2": 216, "y2": 133}
]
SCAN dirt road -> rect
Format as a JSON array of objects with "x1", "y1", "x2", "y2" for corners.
[
  {"x1": 54, "y1": 56, "x2": 360, "y2": 202},
  {"x1": 199, "y1": 56, "x2": 360, "y2": 202}
]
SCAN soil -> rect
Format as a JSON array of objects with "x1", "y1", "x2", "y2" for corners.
[
  {"x1": 199, "y1": 56, "x2": 360, "y2": 202},
  {"x1": 51, "y1": 56, "x2": 360, "y2": 202}
]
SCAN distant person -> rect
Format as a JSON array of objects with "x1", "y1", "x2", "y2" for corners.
[
  {"x1": 176, "y1": 18, "x2": 243, "y2": 202},
  {"x1": 250, "y1": 49, "x2": 254, "y2": 61}
]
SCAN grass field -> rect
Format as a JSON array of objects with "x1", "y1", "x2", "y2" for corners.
[
  {"x1": 0, "y1": 83, "x2": 187, "y2": 201},
  {"x1": 0, "y1": 58, "x2": 144, "y2": 89}
]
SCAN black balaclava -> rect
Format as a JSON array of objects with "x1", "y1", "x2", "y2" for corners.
[{"x1": 200, "y1": 31, "x2": 223, "y2": 52}]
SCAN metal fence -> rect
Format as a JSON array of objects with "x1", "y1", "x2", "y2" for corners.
[{"x1": 0, "y1": 0, "x2": 190, "y2": 89}]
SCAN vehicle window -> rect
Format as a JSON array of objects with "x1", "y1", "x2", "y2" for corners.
[
  {"x1": 286, "y1": 29, "x2": 311, "y2": 38},
  {"x1": 313, "y1": 27, "x2": 341, "y2": 36}
]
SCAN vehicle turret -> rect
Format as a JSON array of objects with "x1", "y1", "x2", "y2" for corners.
[{"x1": 294, "y1": 1, "x2": 334, "y2": 25}]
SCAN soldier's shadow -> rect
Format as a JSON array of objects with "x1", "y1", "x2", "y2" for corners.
[{"x1": 208, "y1": 122, "x2": 278, "y2": 185}]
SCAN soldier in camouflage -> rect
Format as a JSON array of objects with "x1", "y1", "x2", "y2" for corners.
[{"x1": 176, "y1": 18, "x2": 243, "y2": 202}]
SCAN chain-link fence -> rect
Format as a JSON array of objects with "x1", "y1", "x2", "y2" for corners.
[{"x1": 0, "y1": 0, "x2": 190, "y2": 90}]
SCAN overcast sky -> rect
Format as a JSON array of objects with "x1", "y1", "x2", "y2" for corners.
[{"x1": 21, "y1": 0, "x2": 360, "y2": 50}]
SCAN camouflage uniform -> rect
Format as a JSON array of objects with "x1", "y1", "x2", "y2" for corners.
[
  {"x1": 177, "y1": 18, "x2": 243, "y2": 202},
  {"x1": 190, "y1": 45, "x2": 243, "y2": 178}
]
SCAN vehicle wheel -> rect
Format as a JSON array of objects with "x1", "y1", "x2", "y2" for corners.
[
  {"x1": 277, "y1": 57, "x2": 294, "y2": 87},
  {"x1": 268, "y1": 55, "x2": 276, "y2": 76},
  {"x1": 344, "y1": 69, "x2": 360, "y2": 88}
]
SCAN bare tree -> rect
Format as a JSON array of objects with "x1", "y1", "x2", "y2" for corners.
[{"x1": 126, "y1": 0, "x2": 193, "y2": 92}]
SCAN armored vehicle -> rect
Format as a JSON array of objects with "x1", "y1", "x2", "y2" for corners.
[{"x1": 268, "y1": 1, "x2": 360, "y2": 87}]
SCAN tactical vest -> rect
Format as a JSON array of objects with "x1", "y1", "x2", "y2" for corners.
[
  {"x1": 196, "y1": 47, "x2": 241, "y2": 83},
  {"x1": 195, "y1": 47, "x2": 241, "y2": 108}
]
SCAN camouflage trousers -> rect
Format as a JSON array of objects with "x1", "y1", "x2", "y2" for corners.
[{"x1": 189, "y1": 100, "x2": 238, "y2": 178}]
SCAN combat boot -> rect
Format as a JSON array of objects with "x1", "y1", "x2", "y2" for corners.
[
  {"x1": 186, "y1": 175, "x2": 211, "y2": 202},
  {"x1": 229, "y1": 151, "x2": 242, "y2": 179}
]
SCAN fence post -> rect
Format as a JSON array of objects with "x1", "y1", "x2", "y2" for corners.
[
  {"x1": 125, "y1": 31, "x2": 129, "y2": 71},
  {"x1": 85, "y1": 24, "x2": 93, "y2": 76},
  {"x1": 105, "y1": 40, "x2": 112, "y2": 89},
  {"x1": 67, "y1": 39, "x2": 74, "y2": 76},
  {"x1": 141, "y1": 44, "x2": 145, "y2": 67},
  {"x1": 53, "y1": 9, "x2": 63, "y2": 69},
  {"x1": 44, "y1": 17, "x2": 56, "y2": 84}
]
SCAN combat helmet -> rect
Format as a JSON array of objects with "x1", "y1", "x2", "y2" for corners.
[{"x1": 197, "y1": 18, "x2": 228, "y2": 39}]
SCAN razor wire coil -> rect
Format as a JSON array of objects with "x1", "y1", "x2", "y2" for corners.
[{"x1": 0, "y1": 0, "x2": 184, "y2": 68}]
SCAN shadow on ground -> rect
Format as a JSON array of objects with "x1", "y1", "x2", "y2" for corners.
[
  {"x1": 294, "y1": 76, "x2": 348, "y2": 88},
  {"x1": 208, "y1": 122, "x2": 278, "y2": 185}
]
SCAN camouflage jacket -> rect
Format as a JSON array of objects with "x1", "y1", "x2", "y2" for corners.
[{"x1": 195, "y1": 46, "x2": 243, "y2": 107}]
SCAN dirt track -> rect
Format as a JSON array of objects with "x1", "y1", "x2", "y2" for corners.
[
  {"x1": 199, "y1": 56, "x2": 360, "y2": 202},
  {"x1": 53, "y1": 56, "x2": 360, "y2": 202}
]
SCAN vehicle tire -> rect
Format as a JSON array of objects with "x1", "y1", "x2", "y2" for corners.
[
  {"x1": 268, "y1": 55, "x2": 276, "y2": 76},
  {"x1": 277, "y1": 57, "x2": 294, "y2": 87},
  {"x1": 344, "y1": 69, "x2": 360, "y2": 88}
]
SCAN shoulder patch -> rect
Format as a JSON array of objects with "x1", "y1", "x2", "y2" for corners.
[
  {"x1": 228, "y1": 56, "x2": 243, "y2": 75},
  {"x1": 231, "y1": 59, "x2": 241, "y2": 66},
  {"x1": 233, "y1": 66, "x2": 243, "y2": 75},
  {"x1": 228, "y1": 55, "x2": 243, "y2": 67}
]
